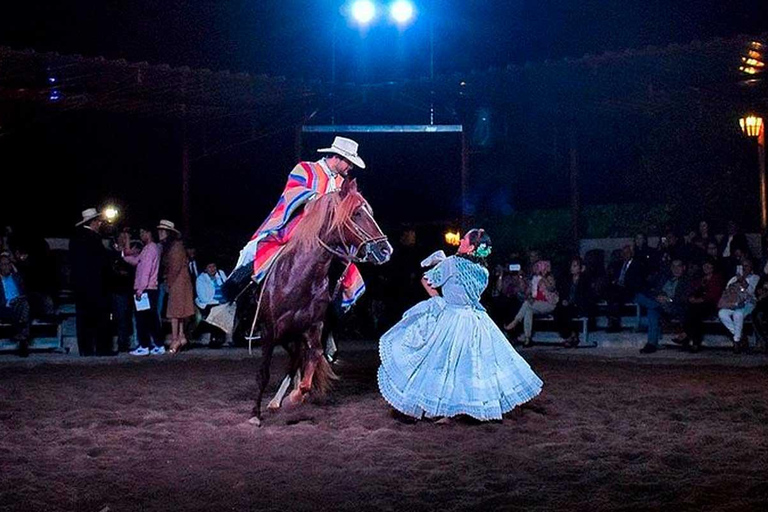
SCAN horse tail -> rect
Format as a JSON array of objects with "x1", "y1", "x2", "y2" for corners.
[{"x1": 311, "y1": 355, "x2": 339, "y2": 397}]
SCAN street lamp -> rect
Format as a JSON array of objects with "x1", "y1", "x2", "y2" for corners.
[{"x1": 740, "y1": 115, "x2": 767, "y2": 230}]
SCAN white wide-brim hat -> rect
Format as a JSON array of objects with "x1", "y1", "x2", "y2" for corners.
[
  {"x1": 76, "y1": 207, "x2": 102, "y2": 226},
  {"x1": 317, "y1": 136, "x2": 366, "y2": 169},
  {"x1": 157, "y1": 219, "x2": 181, "y2": 234}
]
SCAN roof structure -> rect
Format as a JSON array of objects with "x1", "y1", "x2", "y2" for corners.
[{"x1": 0, "y1": 46, "x2": 308, "y2": 121}]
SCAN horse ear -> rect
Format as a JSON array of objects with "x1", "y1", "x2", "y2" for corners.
[{"x1": 340, "y1": 178, "x2": 357, "y2": 198}]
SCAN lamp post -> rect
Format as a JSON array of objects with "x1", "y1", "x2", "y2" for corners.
[{"x1": 740, "y1": 115, "x2": 766, "y2": 231}]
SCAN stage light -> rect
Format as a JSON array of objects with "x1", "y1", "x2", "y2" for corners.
[
  {"x1": 351, "y1": 0, "x2": 376, "y2": 25},
  {"x1": 390, "y1": 0, "x2": 415, "y2": 25},
  {"x1": 103, "y1": 206, "x2": 119, "y2": 222}
]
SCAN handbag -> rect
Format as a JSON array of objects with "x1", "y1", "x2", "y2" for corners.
[{"x1": 718, "y1": 281, "x2": 748, "y2": 310}]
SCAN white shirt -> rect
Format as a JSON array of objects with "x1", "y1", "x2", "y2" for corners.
[
  {"x1": 195, "y1": 270, "x2": 227, "y2": 309},
  {"x1": 318, "y1": 158, "x2": 340, "y2": 192}
]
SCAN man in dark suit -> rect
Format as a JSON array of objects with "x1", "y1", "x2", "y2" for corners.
[
  {"x1": 606, "y1": 245, "x2": 646, "y2": 332},
  {"x1": 70, "y1": 208, "x2": 112, "y2": 356},
  {"x1": 0, "y1": 253, "x2": 31, "y2": 357},
  {"x1": 635, "y1": 258, "x2": 692, "y2": 354}
]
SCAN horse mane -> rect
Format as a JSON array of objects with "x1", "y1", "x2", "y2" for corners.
[{"x1": 286, "y1": 189, "x2": 366, "y2": 252}]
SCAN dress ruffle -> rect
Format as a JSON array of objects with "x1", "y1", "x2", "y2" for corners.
[{"x1": 378, "y1": 296, "x2": 543, "y2": 421}]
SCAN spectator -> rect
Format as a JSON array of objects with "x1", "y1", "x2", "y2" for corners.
[
  {"x1": 675, "y1": 258, "x2": 726, "y2": 352},
  {"x1": 158, "y1": 220, "x2": 195, "y2": 354},
  {"x1": 605, "y1": 245, "x2": 645, "y2": 332},
  {"x1": 110, "y1": 227, "x2": 136, "y2": 353},
  {"x1": 632, "y1": 233, "x2": 656, "y2": 275},
  {"x1": 656, "y1": 230, "x2": 683, "y2": 270},
  {"x1": 751, "y1": 276, "x2": 768, "y2": 353},
  {"x1": 123, "y1": 225, "x2": 163, "y2": 356},
  {"x1": 488, "y1": 263, "x2": 523, "y2": 329},
  {"x1": 187, "y1": 245, "x2": 200, "y2": 281},
  {"x1": 0, "y1": 253, "x2": 31, "y2": 357},
  {"x1": 706, "y1": 241, "x2": 727, "y2": 276},
  {"x1": 70, "y1": 208, "x2": 112, "y2": 356},
  {"x1": 693, "y1": 220, "x2": 712, "y2": 247},
  {"x1": 636, "y1": 258, "x2": 692, "y2": 354},
  {"x1": 720, "y1": 220, "x2": 749, "y2": 260},
  {"x1": 554, "y1": 256, "x2": 594, "y2": 348},
  {"x1": 195, "y1": 261, "x2": 228, "y2": 347},
  {"x1": 10, "y1": 235, "x2": 57, "y2": 320},
  {"x1": 504, "y1": 260, "x2": 558, "y2": 347},
  {"x1": 718, "y1": 257, "x2": 759, "y2": 353}
]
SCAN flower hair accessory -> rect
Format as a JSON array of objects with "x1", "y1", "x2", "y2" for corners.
[{"x1": 474, "y1": 243, "x2": 492, "y2": 258}]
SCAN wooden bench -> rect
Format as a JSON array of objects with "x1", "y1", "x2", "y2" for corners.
[
  {"x1": 0, "y1": 318, "x2": 65, "y2": 353},
  {"x1": 532, "y1": 314, "x2": 595, "y2": 347}
]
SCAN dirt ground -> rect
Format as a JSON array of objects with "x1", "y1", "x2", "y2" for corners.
[{"x1": 2, "y1": 347, "x2": 768, "y2": 512}]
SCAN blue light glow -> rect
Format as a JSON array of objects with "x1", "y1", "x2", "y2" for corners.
[
  {"x1": 351, "y1": 0, "x2": 376, "y2": 25},
  {"x1": 390, "y1": 0, "x2": 415, "y2": 25}
]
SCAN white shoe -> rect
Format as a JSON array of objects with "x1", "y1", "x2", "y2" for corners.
[
  {"x1": 150, "y1": 346, "x2": 166, "y2": 355},
  {"x1": 130, "y1": 347, "x2": 150, "y2": 356}
]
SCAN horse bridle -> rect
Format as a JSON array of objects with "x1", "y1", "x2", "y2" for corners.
[{"x1": 317, "y1": 201, "x2": 387, "y2": 263}]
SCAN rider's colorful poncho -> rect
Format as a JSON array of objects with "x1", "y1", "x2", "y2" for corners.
[{"x1": 236, "y1": 160, "x2": 365, "y2": 310}]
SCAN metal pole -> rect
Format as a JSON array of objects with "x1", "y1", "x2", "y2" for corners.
[
  {"x1": 331, "y1": 17, "x2": 337, "y2": 125},
  {"x1": 429, "y1": 4, "x2": 435, "y2": 126},
  {"x1": 759, "y1": 126, "x2": 767, "y2": 232},
  {"x1": 461, "y1": 130, "x2": 469, "y2": 229},
  {"x1": 569, "y1": 123, "x2": 581, "y2": 245},
  {"x1": 181, "y1": 120, "x2": 191, "y2": 236}
]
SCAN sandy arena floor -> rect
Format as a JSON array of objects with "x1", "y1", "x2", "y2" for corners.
[{"x1": 1, "y1": 345, "x2": 768, "y2": 512}]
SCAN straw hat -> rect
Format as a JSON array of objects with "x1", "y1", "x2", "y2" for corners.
[
  {"x1": 157, "y1": 219, "x2": 181, "y2": 234},
  {"x1": 76, "y1": 208, "x2": 102, "y2": 227},
  {"x1": 317, "y1": 136, "x2": 366, "y2": 169}
]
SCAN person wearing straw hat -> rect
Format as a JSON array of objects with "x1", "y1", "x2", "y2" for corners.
[
  {"x1": 70, "y1": 207, "x2": 112, "y2": 356},
  {"x1": 226, "y1": 136, "x2": 368, "y2": 312},
  {"x1": 157, "y1": 219, "x2": 195, "y2": 354}
]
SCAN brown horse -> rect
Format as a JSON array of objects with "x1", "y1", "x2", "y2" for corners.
[{"x1": 249, "y1": 178, "x2": 392, "y2": 426}]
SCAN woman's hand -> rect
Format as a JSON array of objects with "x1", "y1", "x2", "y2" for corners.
[{"x1": 421, "y1": 277, "x2": 440, "y2": 298}]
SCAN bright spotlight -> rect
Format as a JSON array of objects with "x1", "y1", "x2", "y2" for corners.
[
  {"x1": 351, "y1": 0, "x2": 376, "y2": 25},
  {"x1": 390, "y1": 0, "x2": 415, "y2": 25},
  {"x1": 103, "y1": 206, "x2": 119, "y2": 222}
]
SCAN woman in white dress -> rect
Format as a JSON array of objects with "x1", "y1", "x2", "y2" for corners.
[{"x1": 378, "y1": 229, "x2": 543, "y2": 421}]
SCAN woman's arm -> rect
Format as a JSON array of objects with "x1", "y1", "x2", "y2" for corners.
[{"x1": 421, "y1": 276, "x2": 440, "y2": 297}]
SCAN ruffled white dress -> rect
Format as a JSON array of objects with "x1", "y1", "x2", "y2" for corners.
[{"x1": 378, "y1": 255, "x2": 543, "y2": 420}]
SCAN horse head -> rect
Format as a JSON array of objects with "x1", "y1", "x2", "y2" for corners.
[{"x1": 328, "y1": 179, "x2": 392, "y2": 265}]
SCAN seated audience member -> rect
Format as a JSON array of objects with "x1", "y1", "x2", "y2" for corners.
[
  {"x1": 505, "y1": 260, "x2": 558, "y2": 347},
  {"x1": 606, "y1": 245, "x2": 645, "y2": 332},
  {"x1": 718, "y1": 258, "x2": 759, "y2": 353},
  {"x1": 706, "y1": 241, "x2": 727, "y2": 276},
  {"x1": 488, "y1": 263, "x2": 523, "y2": 329},
  {"x1": 720, "y1": 220, "x2": 749, "y2": 260},
  {"x1": 693, "y1": 220, "x2": 712, "y2": 247},
  {"x1": 633, "y1": 233, "x2": 656, "y2": 275},
  {"x1": 195, "y1": 261, "x2": 228, "y2": 347},
  {"x1": 635, "y1": 259, "x2": 692, "y2": 354},
  {"x1": 554, "y1": 256, "x2": 594, "y2": 348},
  {"x1": 656, "y1": 230, "x2": 683, "y2": 271},
  {"x1": 752, "y1": 276, "x2": 768, "y2": 354},
  {"x1": 675, "y1": 258, "x2": 725, "y2": 352},
  {"x1": 0, "y1": 253, "x2": 31, "y2": 357}
]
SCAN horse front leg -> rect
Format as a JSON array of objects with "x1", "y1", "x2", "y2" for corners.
[
  {"x1": 289, "y1": 325, "x2": 324, "y2": 404},
  {"x1": 267, "y1": 343, "x2": 299, "y2": 410},
  {"x1": 249, "y1": 340, "x2": 276, "y2": 427}
]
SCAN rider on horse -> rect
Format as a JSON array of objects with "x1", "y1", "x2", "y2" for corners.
[{"x1": 223, "y1": 137, "x2": 368, "y2": 350}]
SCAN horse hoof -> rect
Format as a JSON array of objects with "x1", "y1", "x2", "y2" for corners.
[
  {"x1": 267, "y1": 400, "x2": 282, "y2": 411},
  {"x1": 248, "y1": 416, "x2": 262, "y2": 427},
  {"x1": 288, "y1": 390, "x2": 305, "y2": 405}
]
